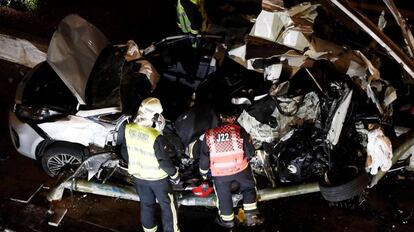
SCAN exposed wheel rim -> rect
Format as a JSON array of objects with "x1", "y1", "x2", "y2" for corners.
[{"x1": 46, "y1": 153, "x2": 81, "y2": 176}]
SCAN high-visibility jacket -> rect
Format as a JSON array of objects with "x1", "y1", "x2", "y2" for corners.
[
  {"x1": 205, "y1": 124, "x2": 249, "y2": 176},
  {"x1": 125, "y1": 123, "x2": 168, "y2": 180},
  {"x1": 177, "y1": 0, "x2": 207, "y2": 34}
]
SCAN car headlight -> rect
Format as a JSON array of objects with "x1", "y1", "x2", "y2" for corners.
[{"x1": 15, "y1": 105, "x2": 65, "y2": 122}]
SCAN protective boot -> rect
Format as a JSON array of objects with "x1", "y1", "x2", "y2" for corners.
[
  {"x1": 215, "y1": 216, "x2": 234, "y2": 229},
  {"x1": 245, "y1": 211, "x2": 264, "y2": 227}
]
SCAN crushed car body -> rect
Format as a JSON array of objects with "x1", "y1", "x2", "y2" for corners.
[{"x1": 9, "y1": 0, "x2": 414, "y2": 209}]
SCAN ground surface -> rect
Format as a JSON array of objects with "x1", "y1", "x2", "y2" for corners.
[{"x1": 1, "y1": 1, "x2": 414, "y2": 232}]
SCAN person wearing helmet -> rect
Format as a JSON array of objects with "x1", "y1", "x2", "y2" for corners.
[
  {"x1": 198, "y1": 104, "x2": 264, "y2": 228},
  {"x1": 176, "y1": 0, "x2": 207, "y2": 35},
  {"x1": 117, "y1": 97, "x2": 181, "y2": 232}
]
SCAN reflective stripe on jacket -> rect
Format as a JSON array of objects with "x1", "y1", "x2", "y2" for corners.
[
  {"x1": 206, "y1": 124, "x2": 249, "y2": 176},
  {"x1": 125, "y1": 123, "x2": 168, "y2": 180},
  {"x1": 177, "y1": 0, "x2": 207, "y2": 34}
]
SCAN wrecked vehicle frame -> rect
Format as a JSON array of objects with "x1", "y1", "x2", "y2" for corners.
[
  {"x1": 7, "y1": 1, "x2": 414, "y2": 214},
  {"x1": 41, "y1": 0, "x2": 414, "y2": 211}
]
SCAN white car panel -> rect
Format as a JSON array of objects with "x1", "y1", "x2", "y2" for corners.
[
  {"x1": 38, "y1": 115, "x2": 114, "y2": 148},
  {"x1": 47, "y1": 14, "x2": 110, "y2": 104},
  {"x1": 75, "y1": 107, "x2": 121, "y2": 117},
  {"x1": 9, "y1": 112, "x2": 44, "y2": 159}
]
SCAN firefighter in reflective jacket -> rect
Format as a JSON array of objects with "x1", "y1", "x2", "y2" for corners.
[
  {"x1": 176, "y1": 0, "x2": 207, "y2": 34},
  {"x1": 117, "y1": 97, "x2": 180, "y2": 232},
  {"x1": 199, "y1": 105, "x2": 264, "y2": 228}
]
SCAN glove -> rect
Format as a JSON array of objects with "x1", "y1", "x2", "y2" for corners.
[
  {"x1": 170, "y1": 175, "x2": 181, "y2": 185},
  {"x1": 366, "y1": 128, "x2": 392, "y2": 175},
  {"x1": 124, "y1": 40, "x2": 142, "y2": 61},
  {"x1": 153, "y1": 113, "x2": 166, "y2": 132},
  {"x1": 136, "y1": 60, "x2": 160, "y2": 91},
  {"x1": 201, "y1": 173, "x2": 208, "y2": 181}
]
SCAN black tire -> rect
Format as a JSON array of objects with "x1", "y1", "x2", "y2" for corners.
[
  {"x1": 41, "y1": 142, "x2": 86, "y2": 177},
  {"x1": 319, "y1": 166, "x2": 369, "y2": 202}
]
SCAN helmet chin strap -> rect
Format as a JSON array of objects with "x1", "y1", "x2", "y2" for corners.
[
  {"x1": 153, "y1": 113, "x2": 166, "y2": 133},
  {"x1": 134, "y1": 114, "x2": 165, "y2": 133}
]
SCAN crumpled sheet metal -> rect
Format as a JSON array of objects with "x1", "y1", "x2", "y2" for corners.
[
  {"x1": 352, "y1": 50, "x2": 396, "y2": 115},
  {"x1": 0, "y1": 33, "x2": 46, "y2": 68},
  {"x1": 238, "y1": 92, "x2": 320, "y2": 146},
  {"x1": 39, "y1": 115, "x2": 112, "y2": 148},
  {"x1": 383, "y1": 0, "x2": 414, "y2": 58},
  {"x1": 249, "y1": 3, "x2": 318, "y2": 51},
  {"x1": 228, "y1": 44, "x2": 247, "y2": 68},
  {"x1": 231, "y1": 1, "x2": 396, "y2": 117},
  {"x1": 47, "y1": 14, "x2": 110, "y2": 104},
  {"x1": 366, "y1": 128, "x2": 393, "y2": 175},
  {"x1": 262, "y1": 0, "x2": 284, "y2": 12},
  {"x1": 306, "y1": 37, "x2": 396, "y2": 115},
  {"x1": 330, "y1": 0, "x2": 414, "y2": 79},
  {"x1": 326, "y1": 89, "x2": 353, "y2": 147}
]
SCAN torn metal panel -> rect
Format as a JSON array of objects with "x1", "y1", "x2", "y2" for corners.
[
  {"x1": 38, "y1": 115, "x2": 113, "y2": 148},
  {"x1": 366, "y1": 127, "x2": 393, "y2": 175},
  {"x1": 383, "y1": 86, "x2": 397, "y2": 107},
  {"x1": 250, "y1": 10, "x2": 290, "y2": 43},
  {"x1": 288, "y1": 3, "x2": 319, "y2": 25},
  {"x1": 306, "y1": 37, "x2": 352, "y2": 64},
  {"x1": 274, "y1": 92, "x2": 320, "y2": 133},
  {"x1": 383, "y1": 0, "x2": 414, "y2": 57},
  {"x1": 47, "y1": 14, "x2": 110, "y2": 104},
  {"x1": 346, "y1": 59, "x2": 366, "y2": 78},
  {"x1": 326, "y1": 89, "x2": 353, "y2": 147},
  {"x1": 377, "y1": 10, "x2": 387, "y2": 31},
  {"x1": 249, "y1": 3, "x2": 318, "y2": 51},
  {"x1": 238, "y1": 92, "x2": 320, "y2": 146},
  {"x1": 353, "y1": 50, "x2": 386, "y2": 114},
  {"x1": 228, "y1": 44, "x2": 247, "y2": 68},
  {"x1": 330, "y1": 0, "x2": 414, "y2": 79},
  {"x1": 279, "y1": 51, "x2": 308, "y2": 67},
  {"x1": 261, "y1": 0, "x2": 284, "y2": 12},
  {"x1": 265, "y1": 63, "x2": 283, "y2": 82}
]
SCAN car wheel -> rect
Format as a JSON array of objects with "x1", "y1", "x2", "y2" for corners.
[
  {"x1": 41, "y1": 142, "x2": 85, "y2": 177},
  {"x1": 319, "y1": 166, "x2": 369, "y2": 202}
]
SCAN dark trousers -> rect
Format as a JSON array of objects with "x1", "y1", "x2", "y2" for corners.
[
  {"x1": 213, "y1": 167, "x2": 257, "y2": 221},
  {"x1": 133, "y1": 177, "x2": 179, "y2": 232}
]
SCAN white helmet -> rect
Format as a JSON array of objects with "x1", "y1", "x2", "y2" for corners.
[
  {"x1": 135, "y1": 97, "x2": 165, "y2": 131},
  {"x1": 137, "y1": 97, "x2": 163, "y2": 120}
]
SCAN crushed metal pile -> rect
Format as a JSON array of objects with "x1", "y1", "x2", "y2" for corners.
[{"x1": 2, "y1": 0, "x2": 414, "y2": 229}]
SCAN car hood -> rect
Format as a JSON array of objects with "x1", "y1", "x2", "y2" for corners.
[{"x1": 46, "y1": 14, "x2": 110, "y2": 105}]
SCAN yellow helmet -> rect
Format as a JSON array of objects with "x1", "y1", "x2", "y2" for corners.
[{"x1": 137, "y1": 97, "x2": 163, "y2": 119}]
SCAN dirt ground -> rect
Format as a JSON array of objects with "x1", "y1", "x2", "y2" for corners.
[{"x1": 1, "y1": 1, "x2": 414, "y2": 231}]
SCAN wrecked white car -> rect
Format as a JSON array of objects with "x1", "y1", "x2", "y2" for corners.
[
  {"x1": 11, "y1": 1, "x2": 414, "y2": 209},
  {"x1": 8, "y1": 14, "x2": 215, "y2": 177}
]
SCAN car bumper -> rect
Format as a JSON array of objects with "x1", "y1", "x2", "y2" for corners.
[{"x1": 9, "y1": 111, "x2": 44, "y2": 160}]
